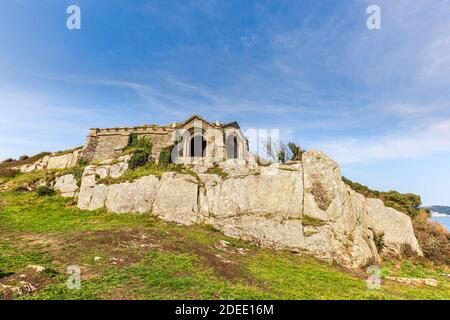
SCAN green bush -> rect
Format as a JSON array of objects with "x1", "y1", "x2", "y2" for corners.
[
  {"x1": 36, "y1": 186, "x2": 56, "y2": 197},
  {"x1": 128, "y1": 133, "x2": 153, "y2": 152},
  {"x1": 159, "y1": 145, "x2": 174, "y2": 165},
  {"x1": 128, "y1": 132, "x2": 139, "y2": 147},
  {"x1": 277, "y1": 150, "x2": 286, "y2": 163},
  {"x1": 413, "y1": 214, "x2": 450, "y2": 265},
  {"x1": 19, "y1": 155, "x2": 29, "y2": 161},
  {"x1": 0, "y1": 168, "x2": 20, "y2": 178},
  {"x1": 342, "y1": 177, "x2": 421, "y2": 218},
  {"x1": 373, "y1": 231, "x2": 385, "y2": 252},
  {"x1": 78, "y1": 159, "x2": 89, "y2": 167},
  {"x1": 288, "y1": 142, "x2": 304, "y2": 161},
  {"x1": 128, "y1": 150, "x2": 150, "y2": 170}
]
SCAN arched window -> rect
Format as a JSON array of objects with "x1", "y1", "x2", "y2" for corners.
[
  {"x1": 226, "y1": 135, "x2": 238, "y2": 159},
  {"x1": 190, "y1": 135, "x2": 207, "y2": 157}
]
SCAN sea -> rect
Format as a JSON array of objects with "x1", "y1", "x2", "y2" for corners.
[{"x1": 430, "y1": 212, "x2": 450, "y2": 231}]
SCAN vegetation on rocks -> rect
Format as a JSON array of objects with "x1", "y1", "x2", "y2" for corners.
[
  {"x1": 413, "y1": 211, "x2": 450, "y2": 265},
  {"x1": 205, "y1": 165, "x2": 229, "y2": 179},
  {"x1": 342, "y1": 177, "x2": 422, "y2": 218},
  {"x1": 0, "y1": 152, "x2": 51, "y2": 173},
  {"x1": 342, "y1": 177, "x2": 450, "y2": 265},
  {"x1": 374, "y1": 232, "x2": 385, "y2": 252},
  {"x1": 158, "y1": 145, "x2": 175, "y2": 165},
  {"x1": 0, "y1": 190, "x2": 449, "y2": 300},
  {"x1": 126, "y1": 135, "x2": 154, "y2": 170},
  {"x1": 36, "y1": 186, "x2": 56, "y2": 197},
  {"x1": 128, "y1": 150, "x2": 151, "y2": 170},
  {"x1": 96, "y1": 163, "x2": 199, "y2": 185},
  {"x1": 301, "y1": 215, "x2": 326, "y2": 227}
]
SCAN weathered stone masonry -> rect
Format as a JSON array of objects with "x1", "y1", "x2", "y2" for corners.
[{"x1": 81, "y1": 115, "x2": 250, "y2": 164}]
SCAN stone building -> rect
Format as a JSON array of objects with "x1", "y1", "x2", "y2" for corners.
[{"x1": 81, "y1": 115, "x2": 249, "y2": 164}]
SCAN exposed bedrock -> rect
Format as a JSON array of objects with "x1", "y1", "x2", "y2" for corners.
[{"x1": 76, "y1": 151, "x2": 422, "y2": 268}]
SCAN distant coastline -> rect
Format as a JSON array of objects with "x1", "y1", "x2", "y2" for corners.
[
  {"x1": 431, "y1": 212, "x2": 450, "y2": 218},
  {"x1": 429, "y1": 211, "x2": 450, "y2": 231},
  {"x1": 426, "y1": 205, "x2": 450, "y2": 215}
]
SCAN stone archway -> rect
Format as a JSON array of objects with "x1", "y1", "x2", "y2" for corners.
[
  {"x1": 189, "y1": 134, "x2": 207, "y2": 157},
  {"x1": 226, "y1": 134, "x2": 239, "y2": 159}
]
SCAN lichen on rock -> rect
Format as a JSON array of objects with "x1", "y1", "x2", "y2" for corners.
[{"x1": 73, "y1": 150, "x2": 422, "y2": 268}]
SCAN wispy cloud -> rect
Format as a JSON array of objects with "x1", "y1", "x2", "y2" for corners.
[{"x1": 317, "y1": 118, "x2": 450, "y2": 164}]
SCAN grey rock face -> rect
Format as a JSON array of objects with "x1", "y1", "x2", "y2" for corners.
[
  {"x1": 367, "y1": 198, "x2": 422, "y2": 256},
  {"x1": 76, "y1": 150, "x2": 422, "y2": 268},
  {"x1": 54, "y1": 174, "x2": 79, "y2": 197},
  {"x1": 17, "y1": 149, "x2": 82, "y2": 172}
]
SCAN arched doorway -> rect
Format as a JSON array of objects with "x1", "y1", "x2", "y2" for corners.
[
  {"x1": 190, "y1": 135, "x2": 207, "y2": 157},
  {"x1": 226, "y1": 135, "x2": 238, "y2": 159}
]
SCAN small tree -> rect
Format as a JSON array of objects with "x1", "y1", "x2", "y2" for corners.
[
  {"x1": 159, "y1": 145, "x2": 174, "y2": 165},
  {"x1": 127, "y1": 133, "x2": 153, "y2": 170},
  {"x1": 287, "y1": 142, "x2": 305, "y2": 161},
  {"x1": 277, "y1": 149, "x2": 287, "y2": 163},
  {"x1": 128, "y1": 149, "x2": 150, "y2": 170}
]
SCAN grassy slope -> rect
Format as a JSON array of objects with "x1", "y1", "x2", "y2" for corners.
[{"x1": 0, "y1": 191, "x2": 449, "y2": 300}]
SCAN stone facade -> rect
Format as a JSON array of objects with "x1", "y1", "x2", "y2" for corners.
[{"x1": 81, "y1": 115, "x2": 250, "y2": 164}]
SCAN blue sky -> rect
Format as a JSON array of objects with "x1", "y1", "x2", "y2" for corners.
[{"x1": 1, "y1": 0, "x2": 450, "y2": 205}]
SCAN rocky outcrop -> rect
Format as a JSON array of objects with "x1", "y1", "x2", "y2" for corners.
[
  {"x1": 76, "y1": 150, "x2": 422, "y2": 268},
  {"x1": 17, "y1": 149, "x2": 82, "y2": 172},
  {"x1": 54, "y1": 174, "x2": 79, "y2": 197},
  {"x1": 367, "y1": 198, "x2": 421, "y2": 256}
]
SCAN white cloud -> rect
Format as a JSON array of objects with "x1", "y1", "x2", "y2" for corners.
[
  {"x1": 317, "y1": 119, "x2": 450, "y2": 164},
  {"x1": 420, "y1": 33, "x2": 450, "y2": 80}
]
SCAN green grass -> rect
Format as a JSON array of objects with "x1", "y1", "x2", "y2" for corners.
[
  {"x1": 205, "y1": 165, "x2": 229, "y2": 179},
  {"x1": 1, "y1": 190, "x2": 449, "y2": 300},
  {"x1": 302, "y1": 215, "x2": 326, "y2": 227},
  {"x1": 96, "y1": 163, "x2": 199, "y2": 185}
]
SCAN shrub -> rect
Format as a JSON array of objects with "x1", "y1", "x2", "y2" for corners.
[
  {"x1": 70, "y1": 166, "x2": 86, "y2": 187},
  {"x1": 128, "y1": 133, "x2": 153, "y2": 152},
  {"x1": 78, "y1": 159, "x2": 89, "y2": 167},
  {"x1": 373, "y1": 231, "x2": 385, "y2": 252},
  {"x1": 0, "y1": 168, "x2": 20, "y2": 178},
  {"x1": 277, "y1": 150, "x2": 287, "y2": 163},
  {"x1": 159, "y1": 145, "x2": 174, "y2": 165},
  {"x1": 2, "y1": 158, "x2": 15, "y2": 163},
  {"x1": 288, "y1": 142, "x2": 305, "y2": 161},
  {"x1": 128, "y1": 132, "x2": 139, "y2": 147},
  {"x1": 36, "y1": 186, "x2": 56, "y2": 197},
  {"x1": 128, "y1": 150, "x2": 150, "y2": 170},
  {"x1": 342, "y1": 177, "x2": 421, "y2": 218},
  {"x1": 413, "y1": 211, "x2": 450, "y2": 265},
  {"x1": 19, "y1": 155, "x2": 29, "y2": 161}
]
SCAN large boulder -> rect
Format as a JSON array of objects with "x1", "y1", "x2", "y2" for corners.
[
  {"x1": 367, "y1": 198, "x2": 422, "y2": 256},
  {"x1": 153, "y1": 173, "x2": 200, "y2": 225},
  {"x1": 76, "y1": 150, "x2": 421, "y2": 268},
  {"x1": 54, "y1": 174, "x2": 79, "y2": 197}
]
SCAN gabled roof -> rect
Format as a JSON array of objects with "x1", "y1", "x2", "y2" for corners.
[
  {"x1": 180, "y1": 115, "x2": 216, "y2": 127},
  {"x1": 222, "y1": 121, "x2": 240, "y2": 129},
  {"x1": 178, "y1": 115, "x2": 241, "y2": 129}
]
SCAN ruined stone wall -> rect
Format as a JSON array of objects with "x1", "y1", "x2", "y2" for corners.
[
  {"x1": 82, "y1": 126, "x2": 176, "y2": 163},
  {"x1": 91, "y1": 134, "x2": 129, "y2": 162},
  {"x1": 138, "y1": 132, "x2": 174, "y2": 160},
  {"x1": 81, "y1": 122, "x2": 250, "y2": 164}
]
